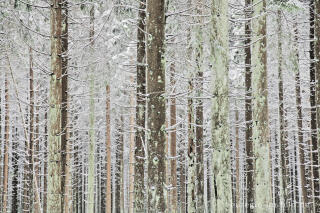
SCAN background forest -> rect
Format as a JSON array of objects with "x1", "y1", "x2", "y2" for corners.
[{"x1": 0, "y1": 0, "x2": 320, "y2": 212}]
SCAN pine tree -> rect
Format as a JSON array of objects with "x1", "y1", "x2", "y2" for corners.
[
  {"x1": 211, "y1": 0, "x2": 232, "y2": 211},
  {"x1": 48, "y1": 0, "x2": 65, "y2": 211},
  {"x1": 251, "y1": 0, "x2": 272, "y2": 211},
  {"x1": 134, "y1": 0, "x2": 146, "y2": 211},
  {"x1": 146, "y1": 0, "x2": 167, "y2": 210}
]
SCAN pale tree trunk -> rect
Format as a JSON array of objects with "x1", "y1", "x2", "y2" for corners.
[
  {"x1": 2, "y1": 68, "x2": 9, "y2": 213},
  {"x1": 235, "y1": 107, "x2": 240, "y2": 213},
  {"x1": 134, "y1": 0, "x2": 146, "y2": 211},
  {"x1": 293, "y1": 20, "x2": 308, "y2": 213},
  {"x1": 211, "y1": 0, "x2": 232, "y2": 212},
  {"x1": 309, "y1": 1, "x2": 320, "y2": 212},
  {"x1": 129, "y1": 75, "x2": 135, "y2": 213},
  {"x1": 23, "y1": 47, "x2": 34, "y2": 213},
  {"x1": 48, "y1": 0, "x2": 64, "y2": 211},
  {"x1": 44, "y1": 111, "x2": 48, "y2": 213},
  {"x1": 106, "y1": 84, "x2": 112, "y2": 213},
  {"x1": 35, "y1": 102, "x2": 41, "y2": 213},
  {"x1": 252, "y1": 0, "x2": 272, "y2": 211},
  {"x1": 166, "y1": 120, "x2": 170, "y2": 212},
  {"x1": 314, "y1": 0, "x2": 320, "y2": 212},
  {"x1": 187, "y1": 79, "x2": 196, "y2": 212},
  {"x1": 170, "y1": 59, "x2": 177, "y2": 213},
  {"x1": 180, "y1": 124, "x2": 187, "y2": 213},
  {"x1": 88, "y1": 5, "x2": 96, "y2": 213},
  {"x1": 244, "y1": 1, "x2": 254, "y2": 211},
  {"x1": 146, "y1": 0, "x2": 167, "y2": 211},
  {"x1": 277, "y1": 9, "x2": 289, "y2": 213},
  {"x1": 195, "y1": 0, "x2": 204, "y2": 211},
  {"x1": 115, "y1": 115, "x2": 124, "y2": 213}
]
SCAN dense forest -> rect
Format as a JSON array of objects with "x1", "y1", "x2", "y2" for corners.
[{"x1": 1, "y1": 0, "x2": 320, "y2": 212}]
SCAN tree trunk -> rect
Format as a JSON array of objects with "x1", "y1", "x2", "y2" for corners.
[
  {"x1": 146, "y1": 0, "x2": 166, "y2": 211},
  {"x1": 309, "y1": 1, "x2": 320, "y2": 211},
  {"x1": 134, "y1": 0, "x2": 146, "y2": 211},
  {"x1": 314, "y1": 0, "x2": 320, "y2": 211},
  {"x1": 244, "y1": 0, "x2": 254, "y2": 211},
  {"x1": 195, "y1": 1, "x2": 204, "y2": 211},
  {"x1": 88, "y1": 5, "x2": 96, "y2": 213},
  {"x1": 251, "y1": 0, "x2": 272, "y2": 211},
  {"x1": 115, "y1": 115, "x2": 124, "y2": 213},
  {"x1": 48, "y1": 0, "x2": 64, "y2": 211},
  {"x1": 187, "y1": 79, "x2": 196, "y2": 212},
  {"x1": 277, "y1": 9, "x2": 289, "y2": 213},
  {"x1": 106, "y1": 84, "x2": 112, "y2": 213},
  {"x1": 170, "y1": 58, "x2": 177, "y2": 213},
  {"x1": 11, "y1": 117, "x2": 19, "y2": 212},
  {"x1": 129, "y1": 75, "x2": 135, "y2": 213},
  {"x1": 61, "y1": 1, "x2": 70, "y2": 212},
  {"x1": 44, "y1": 111, "x2": 48, "y2": 213},
  {"x1": 211, "y1": 0, "x2": 232, "y2": 212},
  {"x1": 2, "y1": 70, "x2": 9, "y2": 213},
  {"x1": 235, "y1": 108, "x2": 240, "y2": 213},
  {"x1": 293, "y1": 21, "x2": 308, "y2": 213},
  {"x1": 180, "y1": 123, "x2": 187, "y2": 213}
]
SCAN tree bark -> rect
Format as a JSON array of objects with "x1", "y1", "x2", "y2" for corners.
[
  {"x1": 88, "y1": 5, "x2": 96, "y2": 213},
  {"x1": 146, "y1": 0, "x2": 167, "y2": 211},
  {"x1": 251, "y1": 0, "x2": 272, "y2": 211},
  {"x1": 134, "y1": 0, "x2": 146, "y2": 211},
  {"x1": 2, "y1": 69, "x2": 9, "y2": 213},
  {"x1": 170, "y1": 58, "x2": 177, "y2": 213},
  {"x1": 48, "y1": 0, "x2": 64, "y2": 211},
  {"x1": 11, "y1": 117, "x2": 19, "y2": 212},
  {"x1": 211, "y1": 0, "x2": 232, "y2": 211},
  {"x1": 106, "y1": 85, "x2": 112, "y2": 213},
  {"x1": 129, "y1": 75, "x2": 136, "y2": 213},
  {"x1": 309, "y1": 1, "x2": 320, "y2": 211},
  {"x1": 314, "y1": 0, "x2": 320, "y2": 211},
  {"x1": 187, "y1": 79, "x2": 196, "y2": 212},
  {"x1": 277, "y1": 9, "x2": 289, "y2": 213},
  {"x1": 293, "y1": 20, "x2": 308, "y2": 213},
  {"x1": 244, "y1": 0, "x2": 254, "y2": 211},
  {"x1": 195, "y1": 1, "x2": 204, "y2": 211}
]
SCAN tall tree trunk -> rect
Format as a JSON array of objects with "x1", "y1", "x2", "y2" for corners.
[
  {"x1": 146, "y1": 0, "x2": 166, "y2": 211},
  {"x1": 170, "y1": 59, "x2": 177, "y2": 213},
  {"x1": 251, "y1": 0, "x2": 272, "y2": 211},
  {"x1": 115, "y1": 115, "x2": 124, "y2": 213},
  {"x1": 61, "y1": 1, "x2": 70, "y2": 212},
  {"x1": 106, "y1": 85, "x2": 112, "y2": 213},
  {"x1": 48, "y1": 0, "x2": 64, "y2": 211},
  {"x1": 211, "y1": 0, "x2": 231, "y2": 211},
  {"x1": 277, "y1": 9, "x2": 289, "y2": 213},
  {"x1": 187, "y1": 79, "x2": 196, "y2": 212},
  {"x1": 195, "y1": 1, "x2": 204, "y2": 211},
  {"x1": 309, "y1": 1, "x2": 320, "y2": 211},
  {"x1": 134, "y1": 0, "x2": 146, "y2": 211},
  {"x1": 244, "y1": 0, "x2": 254, "y2": 211},
  {"x1": 34, "y1": 103, "x2": 41, "y2": 213},
  {"x1": 88, "y1": 5, "x2": 96, "y2": 213},
  {"x1": 11, "y1": 117, "x2": 19, "y2": 212},
  {"x1": 44, "y1": 111, "x2": 48, "y2": 213},
  {"x1": 235, "y1": 107, "x2": 240, "y2": 213},
  {"x1": 180, "y1": 124, "x2": 187, "y2": 213},
  {"x1": 293, "y1": 20, "x2": 308, "y2": 213},
  {"x1": 314, "y1": 0, "x2": 320, "y2": 211},
  {"x1": 2, "y1": 70, "x2": 9, "y2": 213},
  {"x1": 0, "y1": 74, "x2": 2, "y2": 211},
  {"x1": 129, "y1": 75, "x2": 135, "y2": 213}
]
